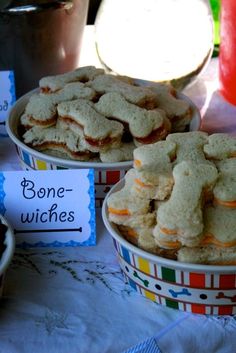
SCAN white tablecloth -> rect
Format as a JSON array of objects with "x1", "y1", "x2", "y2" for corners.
[{"x1": 1, "y1": 26, "x2": 236, "y2": 353}]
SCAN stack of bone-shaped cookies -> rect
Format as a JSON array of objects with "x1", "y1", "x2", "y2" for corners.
[
  {"x1": 107, "y1": 131, "x2": 236, "y2": 265},
  {"x1": 20, "y1": 66, "x2": 193, "y2": 163}
]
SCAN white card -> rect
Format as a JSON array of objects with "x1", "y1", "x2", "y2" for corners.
[
  {"x1": 0, "y1": 70, "x2": 16, "y2": 136},
  {"x1": 0, "y1": 169, "x2": 96, "y2": 247},
  {"x1": 0, "y1": 70, "x2": 16, "y2": 121}
]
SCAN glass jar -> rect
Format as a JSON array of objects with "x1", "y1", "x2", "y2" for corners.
[
  {"x1": 0, "y1": 0, "x2": 89, "y2": 98},
  {"x1": 95, "y1": 0, "x2": 214, "y2": 90}
]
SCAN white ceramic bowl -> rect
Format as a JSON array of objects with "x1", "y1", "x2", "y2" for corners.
[
  {"x1": 0, "y1": 214, "x2": 15, "y2": 298},
  {"x1": 6, "y1": 88, "x2": 201, "y2": 207},
  {"x1": 102, "y1": 179, "x2": 236, "y2": 315}
]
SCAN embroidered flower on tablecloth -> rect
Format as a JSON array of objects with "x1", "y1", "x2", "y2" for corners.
[{"x1": 36, "y1": 308, "x2": 68, "y2": 335}]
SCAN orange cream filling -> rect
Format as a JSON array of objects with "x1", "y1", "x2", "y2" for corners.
[
  {"x1": 158, "y1": 239, "x2": 181, "y2": 249},
  {"x1": 29, "y1": 115, "x2": 57, "y2": 126},
  {"x1": 214, "y1": 198, "x2": 236, "y2": 208},
  {"x1": 160, "y1": 227, "x2": 178, "y2": 235},
  {"x1": 60, "y1": 116, "x2": 119, "y2": 148},
  {"x1": 134, "y1": 124, "x2": 167, "y2": 144},
  {"x1": 126, "y1": 228, "x2": 138, "y2": 238},
  {"x1": 40, "y1": 87, "x2": 60, "y2": 94},
  {"x1": 134, "y1": 159, "x2": 142, "y2": 168},
  {"x1": 158, "y1": 226, "x2": 180, "y2": 249},
  {"x1": 134, "y1": 155, "x2": 176, "y2": 169},
  {"x1": 108, "y1": 207, "x2": 130, "y2": 216},
  {"x1": 40, "y1": 87, "x2": 52, "y2": 94},
  {"x1": 200, "y1": 233, "x2": 236, "y2": 248},
  {"x1": 134, "y1": 178, "x2": 153, "y2": 188}
]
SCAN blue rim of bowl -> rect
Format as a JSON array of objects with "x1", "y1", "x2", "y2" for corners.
[{"x1": 102, "y1": 179, "x2": 236, "y2": 274}]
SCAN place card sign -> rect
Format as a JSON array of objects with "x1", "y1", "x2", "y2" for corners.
[
  {"x1": 0, "y1": 169, "x2": 96, "y2": 247},
  {"x1": 0, "y1": 71, "x2": 16, "y2": 125}
]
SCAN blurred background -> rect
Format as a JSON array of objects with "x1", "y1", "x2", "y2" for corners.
[
  {"x1": 87, "y1": 0, "x2": 220, "y2": 54},
  {"x1": 87, "y1": 0, "x2": 101, "y2": 24}
]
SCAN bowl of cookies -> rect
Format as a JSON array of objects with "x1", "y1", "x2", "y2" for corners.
[
  {"x1": 6, "y1": 66, "x2": 201, "y2": 207},
  {"x1": 102, "y1": 131, "x2": 236, "y2": 315},
  {"x1": 0, "y1": 215, "x2": 15, "y2": 298}
]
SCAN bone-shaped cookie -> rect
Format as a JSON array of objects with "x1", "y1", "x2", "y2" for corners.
[
  {"x1": 39, "y1": 66, "x2": 104, "y2": 93},
  {"x1": 22, "y1": 82, "x2": 96, "y2": 128},
  {"x1": 49, "y1": 81, "x2": 96, "y2": 102},
  {"x1": 149, "y1": 83, "x2": 191, "y2": 119},
  {"x1": 95, "y1": 92, "x2": 169, "y2": 143},
  {"x1": 177, "y1": 244, "x2": 236, "y2": 265},
  {"x1": 107, "y1": 169, "x2": 155, "y2": 236},
  {"x1": 89, "y1": 74, "x2": 158, "y2": 108},
  {"x1": 107, "y1": 169, "x2": 152, "y2": 224},
  {"x1": 57, "y1": 98, "x2": 124, "y2": 152},
  {"x1": 203, "y1": 205, "x2": 236, "y2": 246},
  {"x1": 167, "y1": 131, "x2": 210, "y2": 165},
  {"x1": 148, "y1": 83, "x2": 192, "y2": 132},
  {"x1": 156, "y1": 161, "x2": 218, "y2": 242},
  {"x1": 24, "y1": 94, "x2": 58, "y2": 127},
  {"x1": 132, "y1": 140, "x2": 176, "y2": 200},
  {"x1": 133, "y1": 140, "x2": 176, "y2": 172},
  {"x1": 213, "y1": 158, "x2": 236, "y2": 207},
  {"x1": 204, "y1": 133, "x2": 236, "y2": 160},
  {"x1": 23, "y1": 125, "x2": 95, "y2": 161}
]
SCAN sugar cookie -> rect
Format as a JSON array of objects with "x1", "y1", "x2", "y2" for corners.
[
  {"x1": 95, "y1": 92, "x2": 170, "y2": 145},
  {"x1": 23, "y1": 125, "x2": 96, "y2": 161},
  {"x1": 154, "y1": 161, "x2": 218, "y2": 246},
  {"x1": 57, "y1": 98, "x2": 124, "y2": 152},
  {"x1": 204, "y1": 133, "x2": 236, "y2": 160},
  {"x1": 133, "y1": 140, "x2": 176, "y2": 200},
  {"x1": 166, "y1": 131, "x2": 209, "y2": 165},
  {"x1": 89, "y1": 74, "x2": 158, "y2": 108},
  {"x1": 149, "y1": 83, "x2": 192, "y2": 131},
  {"x1": 213, "y1": 158, "x2": 236, "y2": 207},
  {"x1": 39, "y1": 66, "x2": 104, "y2": 93}
]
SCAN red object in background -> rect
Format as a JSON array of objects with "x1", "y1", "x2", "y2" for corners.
[{"x1": 219, "y1": 0, "x2": 236, "y2": 105}]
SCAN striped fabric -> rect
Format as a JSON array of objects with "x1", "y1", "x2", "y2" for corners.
[{"x1": 123, "y1": 337, "x2": 162, "y2": 353}]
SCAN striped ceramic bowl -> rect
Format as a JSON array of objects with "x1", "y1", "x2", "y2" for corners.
[
  {"x1": 0, "y1": 215, "x2": 15, "y2": 298},
  {"x1": 102, "y1": 180, "x2": 236, "y2": 315}
]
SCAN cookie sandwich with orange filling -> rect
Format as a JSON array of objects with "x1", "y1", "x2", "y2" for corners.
[
  {"x1": 106, "y1": 132, "x2": 236, "y2": 265},
  {"x1": 132, "y1": 140, "x2": 175, "y2": 200},
  {"x1": 107, "y1": 169, "x2": 157, "y2": 252},
  {"x1": 178, "y1": 156, "x2": 236, "y2": 265},
  {"x1": 153, "y1": 160, "x2": 218, "y2": 249},
  {"x1": 20, "y1": 66, "x2": 196, "y2": 163}
]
